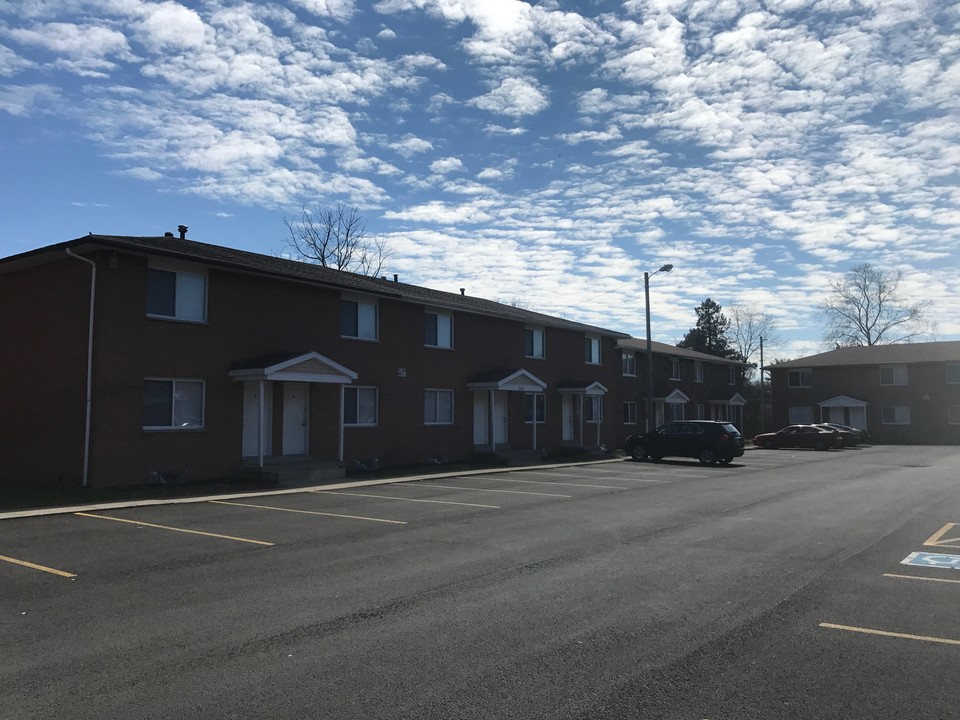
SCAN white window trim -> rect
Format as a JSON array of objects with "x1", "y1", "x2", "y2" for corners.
[
  {"x1": 881, "y1": 405, "x2": 911, "y2": 425},
  {"x1": 788, "y1": 368, "x2": 813, "y2": 388},
  {"x1": 623, "y1": 401, "x2": 637, "y2": 425},
  {"x1": 585, "y1": 335, "x2": 601, "y2": 365},
  {"x1": 143, "y1": 377, "x2": 205, "y2": 431},
  {"x1": 146, "y1": 263, "x2": 208, "y2": 324},
  {"x1": 585, "y1": 395, "x2": 603, "y2": 423},
  {"x1": 670, "y1": 358, "x2": 681, "y2": 380},
  {"x1": 695, "y1": 362, "x2": 704, "y2": 383},
  {"x1": 340, "y1": 295, "x2": 379, "y2": 342},
  {"x1": 525, "y1": 326, "x2": 546, "y2": 359},
  {"x1": 424, "y1": 388, "x2": 455, "y2": 425},
  {"x1": 343, "y1": 386, "x2": 379, "y2": 426},
  {"x1": 879, "y1": 365, "x2": 908, "y2": 386},
  {"x1": 425, "y1": 310, "x2": 454, "y2": 350},
  {"x1": 525, "y1": 393, "x2": 546, "y2": 424},
  {"x1": 622, "y1": 352, "x2": 636, "y2": 377}
]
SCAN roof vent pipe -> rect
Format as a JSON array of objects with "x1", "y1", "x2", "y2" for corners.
[
  {"x1": 178, "y1": 224, "x2": 188, "y2": 239},
  {"x1": 393, "y1": 274, "x2": 399, "y2": 282},
  {"x1": 164, "y1": 232, "x2": 174, "y2": 237},
  {"x1": 460, "y1": 288, "x2": 465, "y2": 296}
]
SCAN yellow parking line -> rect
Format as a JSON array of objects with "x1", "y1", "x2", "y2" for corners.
[
  {"x1": 820, "y1": 622, "x2": 960, "y2": 646},
  {"x1": 883, "y1": 573, "x2": 960, "y2": 585},
  {"x1": 0, "y1": 554, "x2": 77, "y2": 578},
  {"x1": 414, "y1": 483, "x2": 572, "y2": 498},
  {"x1": 312, "y1": 491, "x2": 499, "y2": 509},
  {"x1": 210, "y1": 500, "x2": 407, "y2": 525},
  {"x1": 923, "y1": 523, "x2": 960, "y2": 548},
  {"x1": 74, "y1": 512, "x2": 274, "y2": 546}
]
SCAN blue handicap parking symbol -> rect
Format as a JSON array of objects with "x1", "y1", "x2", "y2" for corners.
[{"x1": 901, "y1": 552, "x2": 960, "y2": 569}]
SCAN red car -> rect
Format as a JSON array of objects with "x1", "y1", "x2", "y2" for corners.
[{"x1": 753, "y1": 425, "x2": 843, "y2": 451}]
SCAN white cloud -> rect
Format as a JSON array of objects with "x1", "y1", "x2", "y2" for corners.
[
  {"x1": 289, "y1": 0, "x2": 355, "y2": 21},
  {"x1": 470, "y1": 77, "x2": 548, "y2": 117},
  {"x1": 429, "y1": 156, "x2": 463, "y2": 174},
  {"x1": 134, "y1": 2, "x2": 207, "y2": 51}
]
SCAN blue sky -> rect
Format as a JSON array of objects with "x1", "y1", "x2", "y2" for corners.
[{"x1": 1, "y1": 0, "x2": 958, "y2": 361}]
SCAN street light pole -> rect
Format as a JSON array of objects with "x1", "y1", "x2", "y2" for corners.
[{"x1": 645, "y1": 263, "x2": 673, "y2": 432}]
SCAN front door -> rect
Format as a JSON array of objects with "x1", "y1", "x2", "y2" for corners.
[
  {"x1": 562, "y1": 395, "x2": 574, "y2": 442},
  {"x1": 242, "y1": 381, "x2": 274, "y2": 458},
  {"x1": 848, "y1": 406, "x2": 867, "y2": 430},
  {"x1": 282, "y1": 382, "x2": 309, "y2": 456}
]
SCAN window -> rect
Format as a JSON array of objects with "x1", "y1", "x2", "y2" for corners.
[
  {"x1": 622, "y1": 352, "x2": 636, "y2": 376},
  {"x1": 788, "y1": 406, "x2": 814, "y2": 424},
  {"x1": 425, "y1": 311, "x2": 453, "y2": 348},
  {"x1": 585, "y1": 336, "x2": 601, "y2": 364},
  {"x1": 143, "y1": 379, "x2": 204, "y2": 430},
  {"x1": 695, "y1": 362, "x2": 704, "y2": 383},
  {"x1": 623, "y1": 401, "x2": 637, "y2": 425},
  {"x1": 695, "y1": 403, "x2": 705, "y2": 420},
  {"x1": 525, "y1": 327, "x2": 545, "y2": 358},
  {"x1": 146, "y1": 267, "x2": 206, "y2": 322},
  {"x1": 525, "y1": 394, "x2": 546, "y2": 424},
  {"x1": 340, "y1": 298, "x2": 377, "y2": 340},
  {"x1": 584, "y1": 395, "x2": 603, "y2": 423},
  {"x1": 788, "y1": 369, "x2": 812, "y2": 388},
  {"x1": 670, "y1": 359, "x2": 681, "y2": 380},
  {"x1": 949, "y1": 406, "x2": 960, "y2": 425},
  {"x1": 424, "y1": 389, "x2": 454, "y2": 425},
  {"x1": 880, "y1": 365, "x2": 908, "y2": 386},
  {"x1": 728, "y1": 366, "x2": 738, "y2": 385},
  {"x1": 881, "y1": 405, "x2": 910, "y2": 425},
  {"x1": 343, "y1": 387, "x2": 378, "y2": 425},
  {"x1": 948, "y1": 365, "x2": 960, "y2": 385}
]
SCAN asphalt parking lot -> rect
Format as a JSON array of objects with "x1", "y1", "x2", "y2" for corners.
[{"x1": 4, "y1": 445, "x2": 960, "y2": 719}]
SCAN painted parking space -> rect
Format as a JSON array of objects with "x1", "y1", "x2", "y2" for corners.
[
  {"x1": 74, "y1": 511, "x2": 275, "y2": 546},
  {"x1": 209, "y1": 499, "x2": 408, "y2": 525},
  {"x1": 312, "y1": 489, "x2": 501, "y2": 509},
  {"x1": 0, "y1": 553, "x2": 77, "y2": 579},
  {"x1": 411, "y1": 482, "x2": 573, "y2": 499}
]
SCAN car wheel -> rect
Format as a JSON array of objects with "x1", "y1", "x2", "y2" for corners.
[
  {"x1": 699, "y1": 448, "x2": 718, "y2": 465},
  {"x1": 630, "y1": 444, "x2": 649, "y2": 461},
  {"x1": 814, "y1": 439, "x2": 827, "y2": 451},
  {"x1": 718, "y1": 456, "x2": 733, "y2": 465},
  {"x1": 762, "y1": 439, "x2": 775, "y2": 449}
]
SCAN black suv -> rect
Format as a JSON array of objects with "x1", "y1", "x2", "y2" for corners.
[{"x1": 624, "y1": 421, "x2": 745, "y2": 465}]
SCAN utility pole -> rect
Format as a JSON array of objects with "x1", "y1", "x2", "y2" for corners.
[{"x1": 759, "y1": 335, "x2": 765, "y2": 432}]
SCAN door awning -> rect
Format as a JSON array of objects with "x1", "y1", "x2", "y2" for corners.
[
  {"x1": 229, "y1": 351, "x2": 357, "y2": 384},
  {"x1": 467, "y1": 369, "x2": 546, "y2": 392},
  {"x1": 665, "y1": 388, "x2": 689, "y2": 404},
  {"x1": 557, "y1": 381, "x2": 608, "y2": 396},
  {"x1": 819, "y1": 395, "x2": 868, "y2": 408}
]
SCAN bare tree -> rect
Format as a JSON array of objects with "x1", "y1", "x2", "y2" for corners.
[
  {"x1": 729, "y1": 304, "x2": 782, "y2": 368},
  {"x1": 284, "y1": 203, "x2": 392, "y2": 276},
  {"x1": 819, "y1": 263, "x2": 934, "y2": 346}
]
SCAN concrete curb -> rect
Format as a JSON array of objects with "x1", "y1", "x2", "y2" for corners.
[{"x1": 0, "y1": 457, "x2": 627, "y2": 521}]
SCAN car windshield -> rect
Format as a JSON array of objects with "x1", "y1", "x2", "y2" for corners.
[{"x1": 721, "y1": 423, "x2": 739, "y2": 434}]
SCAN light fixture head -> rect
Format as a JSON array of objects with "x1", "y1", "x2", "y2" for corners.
[{"x1": 659, "y1": 263, "x2": 674, "y2": 273}]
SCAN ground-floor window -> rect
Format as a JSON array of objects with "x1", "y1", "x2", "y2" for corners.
[
  {"x1": 143, "y1": 378, "x2": 204, "y2": 430},
  {"x1": 881, "y1": 406, "x2": 910, "y2": 425},
  {"x1": 789, "y1": 406, "x2": 814, "y2": 424},
  {"x1": 525, "y1": 393, "x2": 546, "y2": 424},
  {"x1": 695, "y1": 403, "x2": 705, "y2": 420},
  {"x1": 585, "y1": 396, "x2": 603, "y2": 423},
  {"x1": 623, "y1": 401, "x2": 637, "y2": 425},
  {"x1": 344, "y1": 386, "x2": 378, "y2": 426},
  {"x1": 949, "y1": 406, "x2": 960, "y2": 425},
  {"x1": 424, "y1": 389, "x2": 454, "y2": 425}
]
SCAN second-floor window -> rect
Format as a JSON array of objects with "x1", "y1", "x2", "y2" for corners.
[
  {"x1": 880, "y1": 365, "x2": 908, "y2": 385},
  {"x1": 788, "y1": 369, "x2": 812, "y2": 388},
  {"x1": 728, "y1": 366, "x2": 738, "y2": 385},
  {"x1": 585, "y1": 336, "x2": 601, "y2": 365},
  {"x1": 425, "y1": 311, "x2": 453, "y2": 348},
  {"x1": 622, "y1": 352, "x2": 636, "y2": 376},
  {"x1": 147, "y1": 267, "x2": 206, "y2": 322},
  {"x1": 695, "y1": 362, "x2": 704, "y2": 383},
  {"x1": 341, "y1": 298, "x2": 377, "y2": 340},
  {"x1": 670, "y1": 358, "x2": 681, "y2": 380},
  {"x1": 525, "y1": 327, "x2": 545, "y2": 358},
  {"x1": 948, "y1": 365, "x2": 960, "y2": 384}
]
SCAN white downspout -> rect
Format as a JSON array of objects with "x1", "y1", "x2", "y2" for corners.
[
  {"x1": 65, "y1": 248, "x2": 95, "y2": 488},
  {"x1": 257, "y1": 379, "x2": 265, "y2": 469}
]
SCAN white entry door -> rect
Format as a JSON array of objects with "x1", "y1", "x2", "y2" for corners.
[
  {"x1": 242, "y1": 381, "x2": 273, "y2": 458},
  {"x1": 562, "y1": 395, "x2": 574, "y2": 442},
  {"x1": 848, "y1": 406, "x2": 867, "y2": 430},
  {"x1": 282, "y1": 382, "x2": 309, "y2": 456}
]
